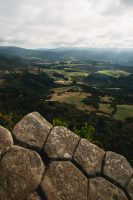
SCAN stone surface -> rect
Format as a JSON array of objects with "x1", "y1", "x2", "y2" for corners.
[
  {"x1": 103, "y1": 151, "x2": 132, "y2": 187},
  {"x1": 13, "y1": 112, "x2": 52, "y2": 150},
  {"x1": 0, "y1": 185, "x2": 10, "y2": 200},
  {"x1": 0, "y1": 146, "x2": 45, "y2": 200},
  {"x1": 41, "y1": 161, "x2": 88, "y2": 200},
  {"x1": 0, "y1": 125, "x2": 13, "y2": 151},
  {"x1": 44, "y1": 126, "x2": 80, "y2": 159},
  {"x1": 27, "y1": 193, "x2": 41, "y2": 200},
  {"x1": 0, "y1": 112, "x2": 133, "y2": 200},
  {"x1": 73, "y1": 138, "x2": 105, "y2": 176},
  {"x1": 126, "y1": 177, "x2": 133, "y2": 200},
  {"x1": 88, "y1": 177, "x2": 128, "y2": 200}
]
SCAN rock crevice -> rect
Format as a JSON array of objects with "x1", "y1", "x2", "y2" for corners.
[{"x1": 0, "y1": 112, "x2": 132, "y2": 200}]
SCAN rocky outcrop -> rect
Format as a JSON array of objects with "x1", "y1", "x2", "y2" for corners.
[
  {"x1": 0, "y1": 112, "x2": 132, "y2": 200},
  {"x1": 13, "y1": 112, "x2": 52, "y2": 151},
  {"x1": 0, "y1": 146, "x2": 44, "y2": 200},
  {"x1": 44, "y1": 126, "x2": 80, "y2": 159},
  {"x1": 41, "y1": 161, "x2": 88, "y2": 200},
  {"x1": 73, "y1": 138, "x2": 105, "y2": 176},
  {"x1": 0, "y1": 126, "x2": 13, "y2": 152}
]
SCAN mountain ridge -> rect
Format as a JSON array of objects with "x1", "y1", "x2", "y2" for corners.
[{"x1": 0, "y1": 46, "x2": 133, "y2": 65}]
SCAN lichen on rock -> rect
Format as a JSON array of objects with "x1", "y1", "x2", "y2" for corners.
[
  {"x1": 44, "y1": 126, "x2": 80, "y2": 159},
  {"x1": 103, "y1": 151, "x2": 132, "y2": 187},
  {"x1": 13, "y1": 112, "x2": 52, "y2": 150},
  {"x1": 0, "y1": 125, "x2": 13, "y2": 151},
  {"x1": 0, "y1": 112, "x2": 132, "y2": 200},
  {"x1": 0, "y1": 146, "x2": 45, "y2": 200}
]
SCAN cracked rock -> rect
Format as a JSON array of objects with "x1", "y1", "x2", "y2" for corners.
[
  {"x1": 44, "y1": 126, "x2": 80, "y2": 159},
  {"x1": 0, "y1": 125, "x2": 13, "y2": 152},
  {"x1": 126, "y1": 177, "x2": 133, "y2": 200},
  {"x1": 27, "y1": 193, "x2": 41, "y2": 200},
  {"x1": 88, "y1": 177, "x2": 128, "y2": 200},
  {"x1": 41, "y1": 161, "x2": 88, "y2": 200},
  {"x1": 0, "y1": 112, "x2": 133, "y2": 200},
  {"x1": 0, "y1": 146, "x2": 45, "y2": 200},
  {"x1": 13, "y1": 112, "x2": 52, "y2": 150},
  {"x1": 73, "y1": 139, "x2": 105, "y2": 176},
  {"x1": 103, "y1": 151, "x2": 132, "y2": 187}
]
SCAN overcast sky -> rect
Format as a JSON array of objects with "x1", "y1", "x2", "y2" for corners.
[{"x1": 0, "y1": 0, "x2": 133, "y2": 48}]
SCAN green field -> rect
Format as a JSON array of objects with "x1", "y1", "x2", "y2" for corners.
[
  {"x1": 48, "y1": 86, "x2": 93, "y2": 111},
  {"x1": 99, "y1": 103, "x2": 113, "y2": 115},
  {"x1": 49, "y1": 87, "x2": 116, "y2": 116},
  {"x1": 42, "y1": 68, "x2": 89, "y2": 82},
  {"x1": 114, "y1": 105, "x2": 133, "y2": 120},
  {"x1": 50, "y1": 91, "x2": 91, "y2": 111},
  {"x1": 96, "y1": 70, "x2": 130, "y2": 78},
  {"x1": 100, "y1": 95, "x2": 114, "y2": 103}
]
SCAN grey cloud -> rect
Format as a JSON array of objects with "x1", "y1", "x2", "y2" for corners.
[
  {"x1": 0, "y1": 0, "x2": 133, "y2": 48},
  {"x1": 121, "y1": 0, "x2": 133, "y2": 5}
]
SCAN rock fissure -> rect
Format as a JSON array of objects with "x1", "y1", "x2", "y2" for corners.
[
  {"x1": 101, "y1": 150, "x2": 106, "y2": 174},
  {"x1": 87, "y1": 179, "x2": 90, "y2": 200},
  {"x1": 36, "y1": 186, "x2": 48, "y2": 200},
  {"x1": 0, "y1": 112, "x2": 132, "y2": 200},
  {"x1": 72, "y1": 159, "x2": 101, "y2": 179},
  {"x1": 125, "y1": 174, "x2": 133, "y2": 188},
  {"x1": 101, "y1": 174, "x2": 132, "y2": 200},
  {"x1": 0, "y1": 147, "x2": 11, "y2": 162},
  {"x1": 42, "y1": 126, "x2": 54, "y2": 152},
  {"x1": 72, "y1": 138, "x2": 81, "y2": 160}
]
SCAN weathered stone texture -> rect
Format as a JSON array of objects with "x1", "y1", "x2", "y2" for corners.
[
  {"x1": 0, "y1": 146, "x2": 45, "y2": 200},
  {"x1": 126, "y1": 177, "x2": 133, "y2": 200},
  {"x1": 0, "y1": 125, "x2": 13, "y2": 151},
  {"x1": 27, "y1": 193, "x2": 41, "y2": 200},
  {"x1": 0, "y1": 185, "x2": 10, "y2": 200},
  {"x1": 41, "y1": 161, "x2": 88, "y2": 200},
  {"x1": 0, "y1": 112, "x2": 132, "y2": 200},
  {"x1": 13, "y1": 112, "x2": 52, "y2": 150},
  {"x1": 103, "y1": 151, "x2": 132, "y2": 187},
  {"x1": 73, "y1": 138, "x2": 105, "y2": 176},
  {"x1": 44, "y1": 126, "x2": 80, "y2": 159},
  {"x1": 88, "y1": 177, "x2": 128, "y2": 200}
]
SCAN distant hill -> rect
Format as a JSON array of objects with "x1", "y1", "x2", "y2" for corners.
[
  {"x1": 85, "y1": 73, "x2": 133, "y2": 90},
  {"x1": 0, "y1": 46, "x2": 133, "y2": 65}
]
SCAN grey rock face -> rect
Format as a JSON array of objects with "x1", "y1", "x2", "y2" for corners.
[
  {"x1": 0, "y1": 146, "x2": 45, "y2": 200},
  {"x1": 0, "y1": 125, "x2": 13, "y2": 151},
  {"x1": 41, "y1": 161, "x2": 88, "y2": 200},
  {"x1": 88, "y1": 177, "x2": 128, "y2": 200},
  {"x1": 103, "y1": 151, "x2": 132, "y2": 187},
  {"x1": 13, "y1": 112, "x2": 52, "y2": 150},
  {"x1": 73, "y1": 139, "x2": 105, "y2": 176},
  {"x1": 44, "y1": 126, "x2": 80, "y2": 159},
  {"x1": 126, "y1": 177, "x2": 133, "y2": 200},
  {"x1": 0, "y1": 112, "x2": 133, "y2": 200}
]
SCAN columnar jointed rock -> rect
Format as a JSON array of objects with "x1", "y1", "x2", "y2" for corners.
[
  {"x1": 88, "y1": 177, "x2": 128, "y2": 200},
  {"x1": 27, "y1": 193, "x2": 41, "y2": 200},
  {"x1": 13, "y1": 112, "x2": 52, "y2": 150},
  {"x1": 73, "y1": 138, "x2": 105, "y2": 176},
  {"x1": 126, "y1": 177, "x2": 133, "y2": 200},
  {"x1": 44, "y1": 126, "x2": 80, "y2": 159},
  {"x1": 0, "y1": 112, "x2": 132, "y2": 200},
  {"x1": 41, "y1": 161, "x2": 88, "y2": 200},
  {"x1": 103, "y1": 151, "x2": 132, "y2": 187},
  {"x1": 0, "y1": 125, "x2": 13, "y2": 152},
  {"x1": 0, "y1": 146, "x2": 45, "y2": 200}
]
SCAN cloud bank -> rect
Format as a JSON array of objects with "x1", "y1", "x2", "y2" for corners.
[{"x1": 0, "y1": 0, "x2": 133, "y2": 48}]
